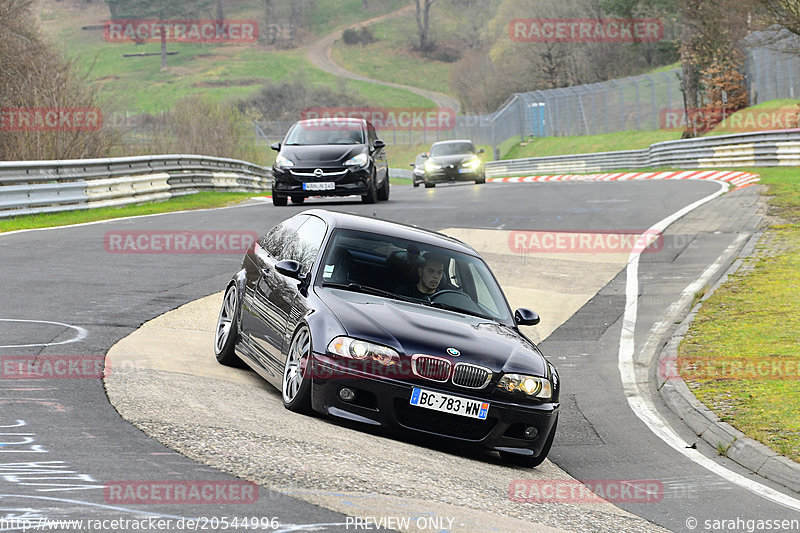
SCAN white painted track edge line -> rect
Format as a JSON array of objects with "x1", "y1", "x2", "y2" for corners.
[{"x1": 617, "y1": 180, "x2": 800, "y2": 511}]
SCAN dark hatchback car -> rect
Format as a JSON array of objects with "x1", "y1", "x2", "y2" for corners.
[
  {"x1": 422, "y1": 139, "x2": 485, "y2": 187},
  {"x1": 214, "y1": 209, "x2": 559, "y2": 466},
  {"x1": 410, "y1": 152, "x2": 427, "y2": 187},
  {"x1": 270, "y1": 117, "x2": 389, "y2": 206}
]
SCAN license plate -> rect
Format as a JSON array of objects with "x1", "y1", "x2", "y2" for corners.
[
  {"x1": 409, "y1": 388, "x2": 489, "y2": 420},
  {"x1": 303, "y1": 182, "x2": 335, "y2": 191},
  {"x1": 459, "y1": 168, "x2": 471, "y2": 173}
]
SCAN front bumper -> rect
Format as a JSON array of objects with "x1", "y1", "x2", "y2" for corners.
[
  {"x1": 424, "y1": 166, "x2": 483, "y2": 183},
  {"x1": 309, "y1": 352, "x2": 558, "y2": 456},
  {"x1": 272, "y1": 166, "x2": 372, "y2": 197}
]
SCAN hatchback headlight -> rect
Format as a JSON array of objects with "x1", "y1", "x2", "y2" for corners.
[
  {"x1": 275, "y1": 154, "x2": 294, "y2": 169},
  {"x1": 424, "y1": 159, "x2": 441, "y2": 171},
  {"x1": 344, "y1": 153, "x2": 368, "y2": 168},
  {"x1": 497, "y1": 374, "x2": 552, "y2": 400},
  {"x1": 462, "y1": 156, "x2": 481, "y2": 169},
  {"x1": 327, "y1": 337, "x2": 399, "y2": 366}
]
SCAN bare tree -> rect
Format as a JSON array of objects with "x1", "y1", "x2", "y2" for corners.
[
  {"x1": 1, "y1": 0, "x2": 114, "y2": 160},
  {"x1": 414, "y1": 0, "x2": 437, "y2": 51},
  {"x1": 761, "y1": 0, "x2": 800, "y2": 35}
]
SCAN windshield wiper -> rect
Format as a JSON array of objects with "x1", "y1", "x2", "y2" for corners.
[{"x1": 321, "y1": 281, "x2": 418, "y2": 303}]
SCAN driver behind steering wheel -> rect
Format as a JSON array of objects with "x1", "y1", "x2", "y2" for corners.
[{"x1": 395, "y1": 252, "x2": 446, "y2": 301}]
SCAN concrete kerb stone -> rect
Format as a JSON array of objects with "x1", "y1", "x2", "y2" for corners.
[
  {"x1": 728, "y1": 438, "x2": 778, "y2": 473},
  {"x1": 758, "y1": 456, "x2": 800, "y2": 493},
  {"x1": 656, "y1": 227, "x2": 800, "y2": 494}
]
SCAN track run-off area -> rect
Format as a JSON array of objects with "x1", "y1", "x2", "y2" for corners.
[{"x1": 2, "y1": 175, "x2": 799, "y2": 533}]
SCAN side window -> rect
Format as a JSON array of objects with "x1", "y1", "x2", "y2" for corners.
[
  {"x1": 285, "y1": 216, "x2": 327, "y2": 274},
  {"x1": 367, "y1": 123, "x2": 377, "y2": 147},
  {"x1": 259, "y1": 215, "x2": 307, "y2": 258},
  {"x1": 468, "y1": 263, "x2": 500, "y2": 316}
]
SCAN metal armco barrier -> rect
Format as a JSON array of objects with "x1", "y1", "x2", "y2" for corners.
[
  {"x1": 0, "y1": 155, "x2": 270, "y2": 218},
  {"x1": 485, "y1": 130, "x2": 800, "y2": 178}
]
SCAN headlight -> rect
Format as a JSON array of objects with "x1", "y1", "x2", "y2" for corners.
[
  {"x1": 497, "y1": 374, "x2": 552, "y2": 400},
  {"x1": 344, "y1": 153, "x2": 368, "y2": 168},
  {"x1": 275, "y1": 154, "x2": 294, "y2": 169},
  {"x1": 327, "y1": 337, "x2": 399, "y2": 366},
  {"x1": 424, "y1": 158, "x2": 441, "y2": 171},
  {"x1": 462, "y1": 156, "x2": 481, "y2": 169}
]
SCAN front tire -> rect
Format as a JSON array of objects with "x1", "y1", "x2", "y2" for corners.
[
  {"x1": 377, "y1": 175, "x2": 390, "y2": 201},
  {"x1": 499, "y1": 415, "x2": 557, "y2": 468},
  {"x1": 424, "y1": 181, "x2": 436, "y2": 188},
  {"x1": 282, "y1": 326, "x2": 313, "y2": 413},
  {"x1": 290, "y1": 195, "x2": 305, "y2": 204},
  {"x1": 272, "y1": 194, "x2": 287, "y2": 206},
  {"x1": 214, "y1": 284, "x2": 245, "y2": 367},
  {"x1": 361, "y1": 176, "x2": 378, "y2": 204}
]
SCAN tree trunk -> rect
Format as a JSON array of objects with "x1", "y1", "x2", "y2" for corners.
[
  {"x1": 160, "y1": 23, "x2": 168, "y2": 69},
  {"x1": 679, "y1": 2, "x2": 700, "y2": 138},
  {"x1": 414, "y1": 0, "x2": 436, "y2": 51},
  {"x1": 216, "y1": 0, "x2": 225, "y2": 21}
]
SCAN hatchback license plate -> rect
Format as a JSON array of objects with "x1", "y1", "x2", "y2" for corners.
[
  {"x1": 303, "y1": 182, "x2": 335, "y2": 191},
  {"x1": 409, "y1": 388, "x2": 488, "y2": 420}
]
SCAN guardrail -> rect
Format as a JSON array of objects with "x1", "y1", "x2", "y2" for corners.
[
  {"x1": 0, "y1": 155, "x2": 271, "y2": 219},
  {"x1": 485, "y1": 129, "x2": 800, "y2": 177}
]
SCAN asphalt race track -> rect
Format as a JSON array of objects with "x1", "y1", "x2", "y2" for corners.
[{"x1": 2, "y1": 180, "x2": 799, "y2": 532}]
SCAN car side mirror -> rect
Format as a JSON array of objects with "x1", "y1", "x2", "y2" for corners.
[
  {"x1": 373, "y1": 140, "x2": 385, "y2": 151},
  {"x1": 275, "y1": 259, "x2": 303, "y2": 279},
  {"x1": 514, "y1": 308, "x2": 540, "y2": 326},
  {"x1": 477, "y1": 148, "x2": 485, "y2": 154},
  {"x1": 410, "y1": 163, "x2": 416, "y2": 167},
  {"x1": 270, "y1": 142, "x2": 281, "y2": 152}
]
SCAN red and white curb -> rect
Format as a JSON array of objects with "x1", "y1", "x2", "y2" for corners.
[{"x1": 489, "y1": 170, "x2": 760, "y2": 191}]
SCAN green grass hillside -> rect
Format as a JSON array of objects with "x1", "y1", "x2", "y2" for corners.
[
  {"x1": 39, "y1": 0, "x2": 424, "y2": 113},
  {"x1": 332, "y1": 10, "x2": 454, "y2": 95}
]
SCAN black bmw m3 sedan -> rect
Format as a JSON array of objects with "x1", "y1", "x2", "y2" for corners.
[{"x1": 214, "y1": 209, "x2": 559, "y2": 466}]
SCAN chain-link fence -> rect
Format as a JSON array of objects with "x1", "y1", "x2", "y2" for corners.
[
  {"x1": 250, "y1": 35, "x2": 800, "y2": 158},
  {"x1": 745, "y1": 31, "x2": 800, "y2": 103}
]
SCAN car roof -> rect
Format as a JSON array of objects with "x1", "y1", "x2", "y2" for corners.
[
  {"x1": 431, "y1": 139, "x2": 474, "y2": 146},
  {"x1": 296, "y1": 117, "x2": 367, "y2": 127},
  {"x1": 300, "y1": 209, "x2": 478, "y2": 256}
]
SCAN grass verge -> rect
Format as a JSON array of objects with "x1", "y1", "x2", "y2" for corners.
[
  {"x1": 503, "y1": 130, "x2": 682, "y2": 160},
  {"x1": 678, "y1": 167, "x2": 800, "y2": 462},
  {"x1": 0, "y1": 192, "x2": 257, "y2": 233}
]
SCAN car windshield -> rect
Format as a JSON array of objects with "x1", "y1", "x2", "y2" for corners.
[
  {"x1": 429, "y1": 142, "x2": 475, "y2": 157},
  {"x1": 284, "y1": 122, "x2": 365, "y2": 145},
  {"x1": 317, "y1": 229, "x2": 514, "y2": 325}
]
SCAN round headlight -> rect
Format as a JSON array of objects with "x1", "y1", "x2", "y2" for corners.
[
  {"x1": 522, "y1": 377, "x2": 540, "y2": 395},
  {"x1": 350, "y1": 341, "x2": 369, "y2": 359}
]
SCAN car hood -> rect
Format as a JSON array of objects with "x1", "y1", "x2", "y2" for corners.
[
  {"x1": 316, "y1": 287, "x2": 548, "y2": 377},
  {"x1": 279, "y1": 145, "x2": 363, "y2": 166},
  {"x1": 429, "y1": 154, "x2": 476, "y2": 166}
]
